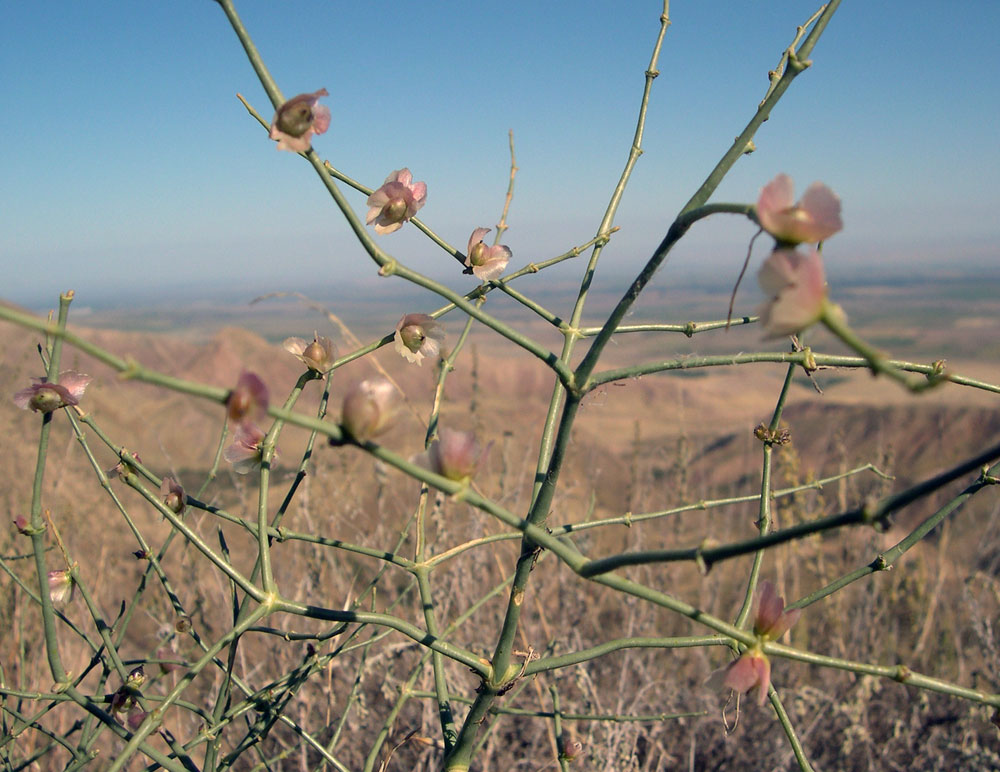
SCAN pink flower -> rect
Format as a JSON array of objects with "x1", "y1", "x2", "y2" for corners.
[
  {"x1": 341, "y1": 378, "x2": 398, "y2": 443},
  {"x1": 226, "y1": 372, "x2": 269, "y2": 427},
  {"x1": 366, "y1": 168, "x2": 427, "y2": 234},
  {"x1": 465, "y1": 227, "x2": 512, "y2": 281},
  {"x1": 712, "y1": 581, "x2": 800, "y2": 706},
  {"x1": 753, "y1": 580, "x2": 802, "y2": 639},
  {"x1": 13, "y1": 371, "x2": 92, "y2": 413},
  {"x1": 223, "y1": 423, "x2": 269, "y2": 475},
  {"x1": 48, "y1": 569, "x2": 73, "y2": 604},
  {"x1": 757, "y1": 248, "x2": 830, "y2": 338},
  {"x1": 426, "y1": 428, "x2": 487, "y2": 482},
  {"x1": 269, "y1": 88, "x2": 330, "y2": 153},
  {"x1": 722, "y1": 649, "x2": 772, "y2": 706},
  {"x1": 394, "y1": 313, "x2": 445, "y2": 366},
  {"x1": 283, "y1": 334, "x2": 336, "y2": 373},
  {"x1": 160, "y1": 477, "x2": 185, "y2": 514},
  {"x1": 756, "y1": 174, "x2": 842, "y2": 245},
  {"x1": 13, "y1": 515, "x2": 30, "y2": 534}
]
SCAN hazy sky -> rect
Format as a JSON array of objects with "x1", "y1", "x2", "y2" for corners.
[{"x1": 2, "y1": 1, "x2": 999, "y2": 309}]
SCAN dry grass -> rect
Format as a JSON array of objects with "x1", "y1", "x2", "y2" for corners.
[{"x1": 2, "y1": 300, "x2": 1000, "y2": 771}]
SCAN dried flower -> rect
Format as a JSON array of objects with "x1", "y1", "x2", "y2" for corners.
[
  {"x1": 426, "y1": 428, "x2": 487, "y2": 482},
  {"x1": 283, "y1": 333, "x2": 336, "y2": 373},
  {"x1": 226, "y1": 372, "x2": 269, "y2": 427},
  {"x1": 366, "y1": 168, "x2": 427, "y2": 234},
  {"x1": 223, "y1": 423, "x2": 269, "y2": 474},
  {"x1": 269, "y1": 88, "x2": 330, "y2": 153},
  {"x1": 757, "y1": 248, "x2": 832, "y2": 338},
  {"x1": 13, "y1": 371, "x2": 92, "y2": 413},
  {"x1": 160, "y1": 476, "x2": 185, "y2": 514},
  {"x1": 107, "y1": 450, "x2": 142, "y2": 480},
  {"x1": 756, "y1": 174, "x2": 842, "y2": 245},
  {"x1": 465, "y1": 227, "x2": 512, "y2": 281},
  {"x1": 394, "y1": 313, "x2": 445, "y2": 366},
  {"x1": 341, "y1": 378, "x2": 398, "y2": 443},
  {"x1": 48, "y1": 569, "x2": 73, "y2": 604}
]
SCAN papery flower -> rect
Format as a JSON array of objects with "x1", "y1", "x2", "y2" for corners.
[
  {"x1": 757, "y1": 248, "x2": 832, "y2": 339},
  {"x1": 366, "y1": 168, "x2": 427, "y2": 234},
  {"x1": 283, "y1": 333, "x2": 336, "y2": 373},
  {"x1": 341, "y1": 377, "x2": 398, "y2": 443},
  {"x1": 394, "y1": 313, "x2": 445, "y2": 366},
  {"x1": 712, "y1": 581, "x2": 800, "y2": 707},
  {"x1": 756, "y1": 173, "x2": 842, "y2": 245},
  {"x1": 107, "y1": 451, "x2": 142, "y2": 480},
  {"x1": 226, "y1": 372, "x2": 269, "y2": 427},
  {"x1": 13, "y1": 371, "x2": 92, "y2": 413},
  {"x1": 722, "y1": 649, "x2": 772, "y2": 706},
  {"x1": 753, "y1": 580, "x2": 802, "y2": 640},
  {"x1": 13, "y1": 515, "x2": 30, "y2": 534},
  {"x1": 465, "y1": 227, "x2": 512, "y2": 281},
  {"x1": 425, "y1": 428, "x2": 487, "y2": 482},
  {"x1": 223, "y1": 423, "x2": 269, "y2": 475},
  {"x1": 48, "y1": 569, "x2": 73, "y2": 604},
  {"x1": 160, "y1": 476, "x2": 186, "y2": 514},
  {"x1": 269, "y1": 88, "x2": 330, "y2": 153}
]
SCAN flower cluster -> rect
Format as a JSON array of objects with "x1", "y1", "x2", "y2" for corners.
[
  {"x1": 366, "y1": 169, "x2": 427, "y2": 234},
  {"x1": 269, "y1": 89, "x2": 330, "y2": 153},
  {"x1": 754, "y1": 174, "x2": 842, "y2": 338},
  {"x1": 715, "y1": 580, "x2": 801, "y2": 706}
]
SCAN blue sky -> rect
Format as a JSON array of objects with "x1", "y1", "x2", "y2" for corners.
[{"x1": 2, "y1": 1, "x2": 999, "y2": 309}]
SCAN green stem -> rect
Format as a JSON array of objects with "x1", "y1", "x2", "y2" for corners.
[
  {"x1": 735, "y1": 363, "x2": 796, "y2": 628},
  {"x1": 579, "y1": 437, "x2": 1000, "y2": 576},
  {"x1": 586, "y1": 350, "x2": 996, "y2": 393},
  {"x1": 29, "y1": 291, "x2": 74, "y2": 686}
]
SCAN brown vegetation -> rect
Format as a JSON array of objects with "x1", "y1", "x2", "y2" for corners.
[{"x1": 2, "y1": 294, "x2": 1000, "y2": 771}]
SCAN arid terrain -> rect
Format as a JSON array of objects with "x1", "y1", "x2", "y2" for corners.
[{"x1": 3, "y1": 275, "x2": 1000, "y2": 770}]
